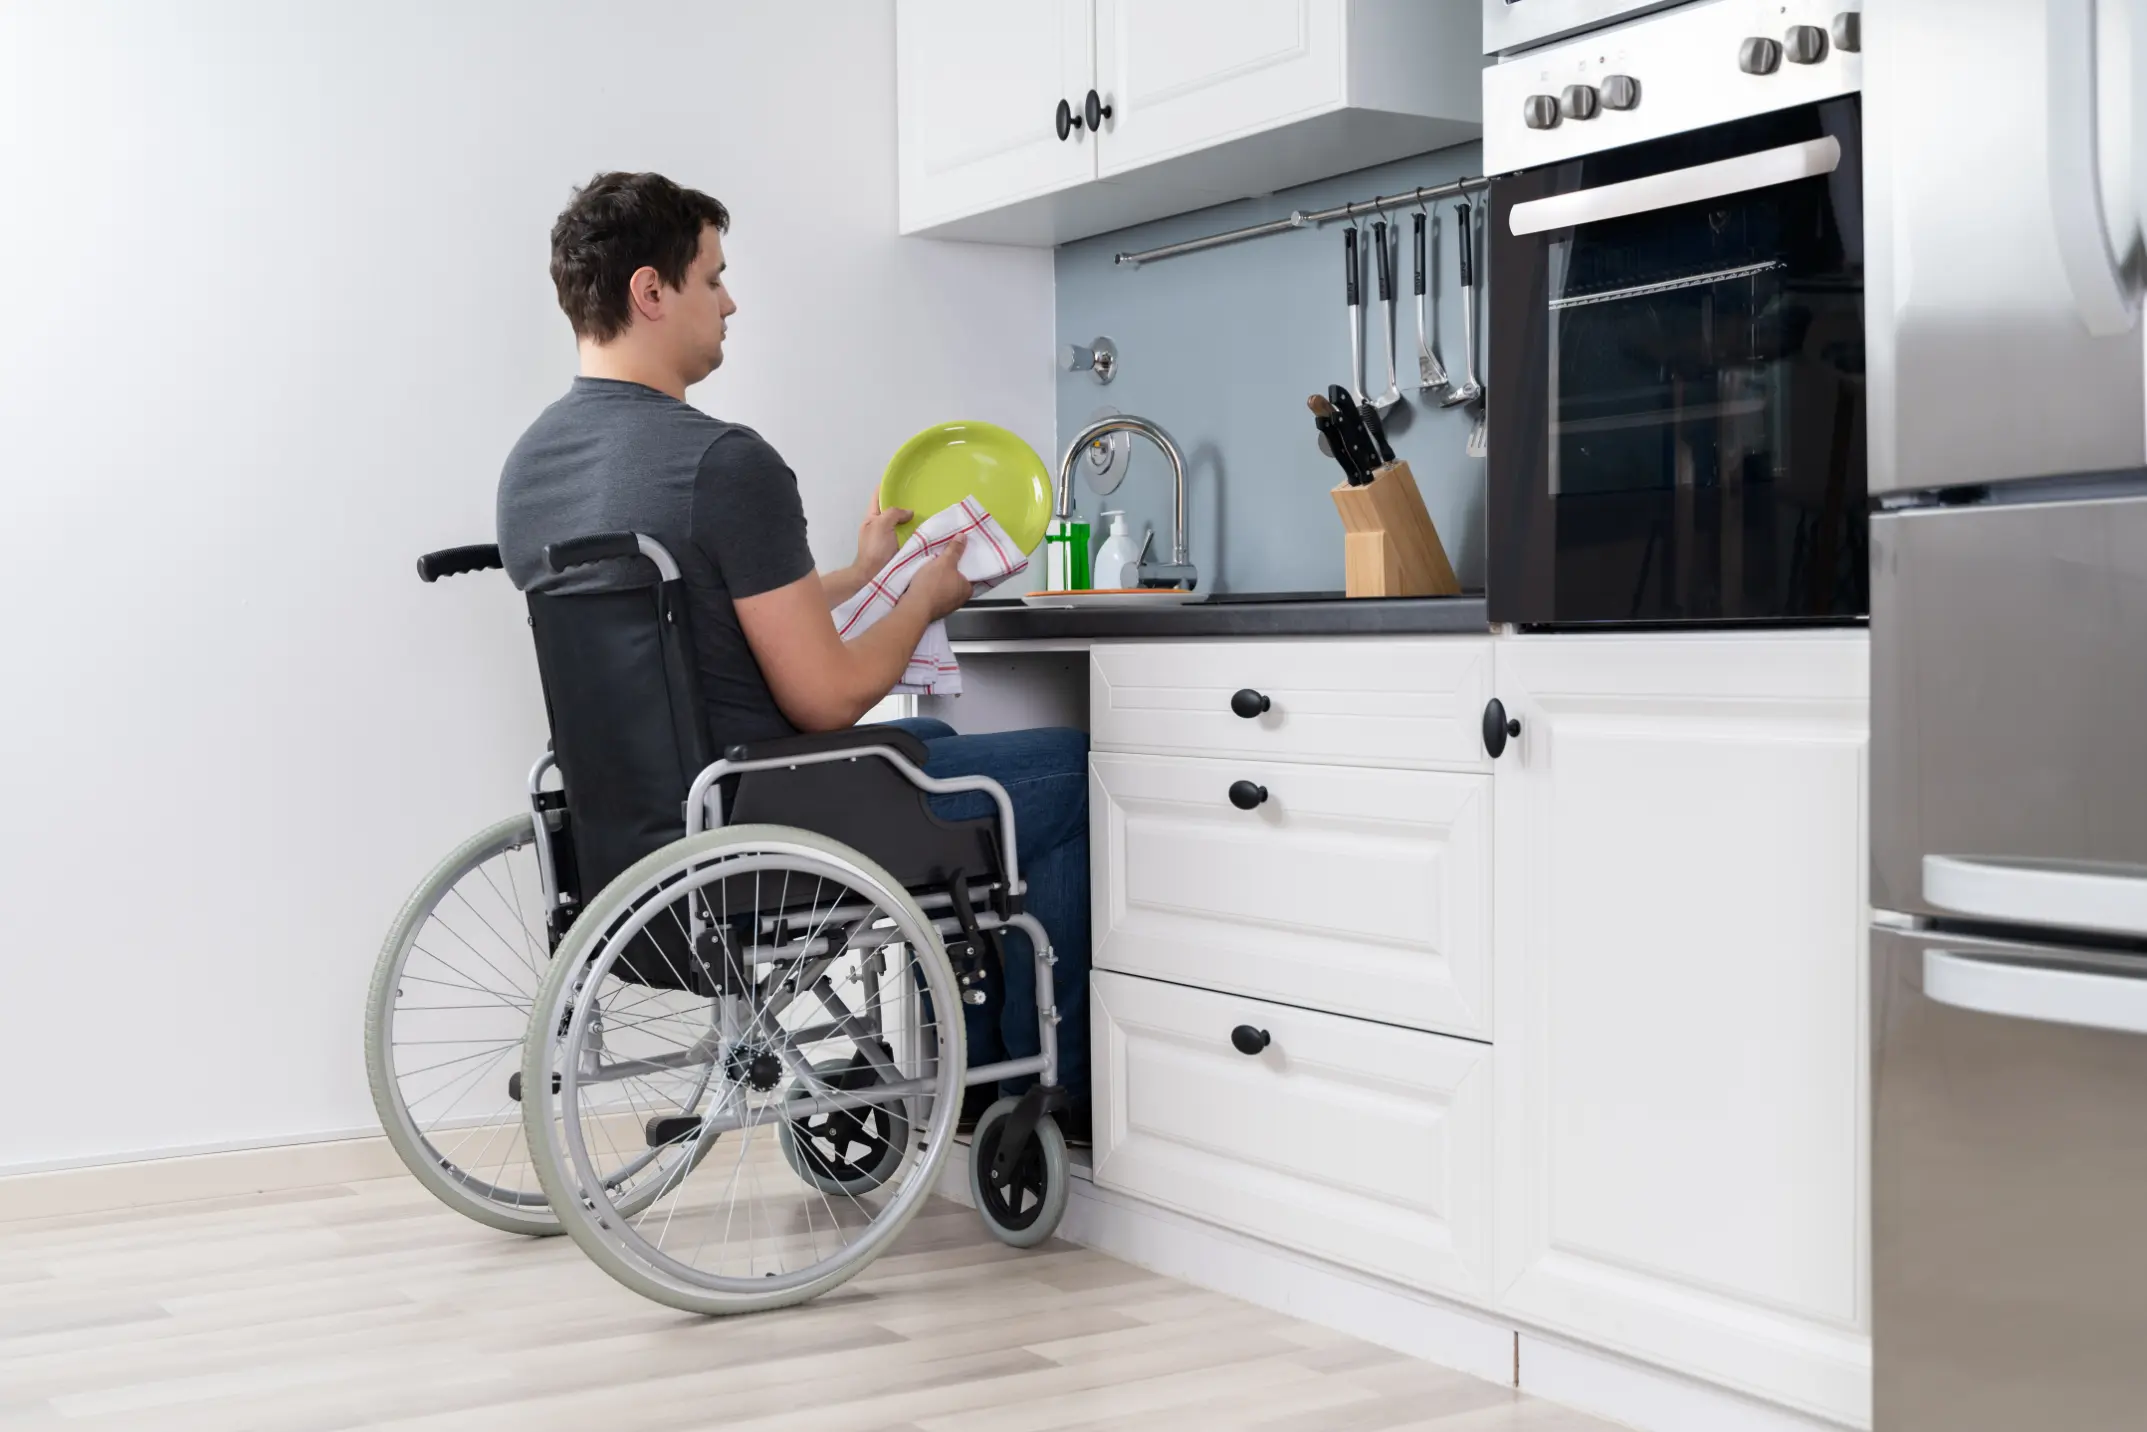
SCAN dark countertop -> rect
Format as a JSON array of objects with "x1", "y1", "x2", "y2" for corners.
[{"x1": 942, "y1": 591, "x2": 1491, "y2": 642}]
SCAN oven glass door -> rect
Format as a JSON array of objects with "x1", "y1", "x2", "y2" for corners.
[{"x1": 1487, "y1": 98, "x2": 1867, "y2": 625}]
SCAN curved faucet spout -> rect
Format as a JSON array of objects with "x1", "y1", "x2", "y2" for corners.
[{"x1": 1054, "y1": 415, "x2": 1196, "y2": 590}]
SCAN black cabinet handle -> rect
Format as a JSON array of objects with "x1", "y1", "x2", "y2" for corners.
[
  {"x1": 1230, "y1": 1025, "x2": 1271, "y2": 1056},
  {"x1": 1483, "y1": 698, "x2": 1522, "y2": 758},
  {"x1": 1228, "y1": 780, "x2": 1268, "y2": 811},
  {"x1": 1055, "y1": 97, "x2": 1078, "y2": 140},
  {"x1": 1231, "y1": 688, "x2": 1272, "y2": 719},
  {"x1": 1084, "y1": 88, "x2": 1113, "y2": 130}
]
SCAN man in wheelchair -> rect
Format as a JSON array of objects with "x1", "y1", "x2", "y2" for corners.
[{"x1": 495, "y1": 170, "x2": 1090, "y2": 1146}]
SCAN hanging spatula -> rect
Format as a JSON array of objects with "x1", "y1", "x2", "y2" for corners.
[{"x1": 1414, "y1": 209, "x2": 1449, "y2": 394}]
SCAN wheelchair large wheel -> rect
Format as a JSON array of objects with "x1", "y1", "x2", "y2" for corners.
[
  {"x1": 370, "y1": 817, "x2": 730, "y2": 1237},
  {"x1": 522, "y1": 825, "x2": 965, "y2": 1316},
  {"x1": 366, "y1": 816, "x2": 561, "y2": 1236}
]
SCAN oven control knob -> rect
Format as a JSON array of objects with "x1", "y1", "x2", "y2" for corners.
[
  {"x1": 1560, "y1": 83, "x2": 1599, "y2": 120},
  {"x1": 1831, "y1": 12, "x2": 1862, "y2": 53},
  {"x1": 1784, "y1": 23, "x2": 1829, "y2": 63},
  {"x1": 1600, "y1": 73, "x2": 1641, "y2": 110},
  {"x1": 1739, "y1": 35, "x2": 1783, "y2": 74},
  {"x1": 1523, "y1": 94, "x2": 1561, "y2": 129}
]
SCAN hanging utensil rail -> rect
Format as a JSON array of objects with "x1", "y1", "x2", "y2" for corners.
[{"x1": 1112, "y1": 175, "x2": 1492, "y2": 267}]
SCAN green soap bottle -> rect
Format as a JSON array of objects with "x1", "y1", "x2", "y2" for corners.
[{"x1": 1044, "y1": 516, "x2": 1091, "y2": 591}]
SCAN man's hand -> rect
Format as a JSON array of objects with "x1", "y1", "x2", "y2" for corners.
[
  {"x1": 855, "y1": 493, "x2": 910, "y2": 578},
  {"x1": 822, "y1": 492, "x2": 914, "y2": 609},
  {"x1": 907, "y1": 535, "x2": 973, "y2": 621}
]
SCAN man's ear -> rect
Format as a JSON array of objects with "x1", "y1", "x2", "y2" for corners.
[{"x1": 626, "y1": 265, "x2": 666, "y2": 324}]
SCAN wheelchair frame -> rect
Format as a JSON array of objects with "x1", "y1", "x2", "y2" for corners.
[{"x1": 419, "y1": 530, "x2": 1067, "y2": 1198}]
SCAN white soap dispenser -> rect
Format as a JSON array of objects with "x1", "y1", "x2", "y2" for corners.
[{"x1": 1094, "y1": 510, "x2": 1144, "y2": 590}]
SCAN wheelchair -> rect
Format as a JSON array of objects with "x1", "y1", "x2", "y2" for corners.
[{"x1": 365, "y1": 531, "x2": 1071, "y2": 1314}]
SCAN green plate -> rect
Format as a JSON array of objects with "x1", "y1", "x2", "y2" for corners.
[{"x1": 879, "y1": 421, "x2": 1052, "y2": 555}]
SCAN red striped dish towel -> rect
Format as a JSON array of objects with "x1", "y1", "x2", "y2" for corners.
[{"x1": 832, "y1": 497, "x2": 1028, "y2": 696}]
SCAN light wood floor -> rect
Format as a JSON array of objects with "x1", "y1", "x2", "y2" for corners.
[{"x1": 0, "y1": 1175, "x2": 1627, "y2": 1431}]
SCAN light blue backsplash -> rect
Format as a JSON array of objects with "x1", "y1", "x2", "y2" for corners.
[{"x1": 1054, "y1": 142, "x2": 1487, "y2": 596}]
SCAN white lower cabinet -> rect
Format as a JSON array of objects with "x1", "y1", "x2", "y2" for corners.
[
  {"x1": 1082, "y1": 632, "x2": 1873, "y2": 1429},
  {"x1": 1090, "y1": 970, "x2": 1492, "y2": 1298},
  {"x1": 1488, "y1": 632, "x2": 1872, "y2": 1427}
]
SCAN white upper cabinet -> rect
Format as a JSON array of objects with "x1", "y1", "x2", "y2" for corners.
[
  {"x1": 1092, "y1": 0, "x2": 1345, "y2": 174},
  {"x1": 896, "y1": 0, "x2": 1482, "y2": 246},
  {"x1": 896, "y1": 0, "x2": 1097, "y2": 232}
]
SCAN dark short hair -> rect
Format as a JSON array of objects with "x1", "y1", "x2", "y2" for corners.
[{"x1": 549, "y1": 172, "x2": 729, "y2": 343}]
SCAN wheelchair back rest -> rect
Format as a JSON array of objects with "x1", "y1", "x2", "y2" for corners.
[{"x1": 527, "y1": 581, "x2": 711, "y2": 904}]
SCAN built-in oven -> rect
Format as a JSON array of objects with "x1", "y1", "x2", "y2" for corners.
[{"x1": 1481, "y1": 0, "x2": 1868, "y2": 627}]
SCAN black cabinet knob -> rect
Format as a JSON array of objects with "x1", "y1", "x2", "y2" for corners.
[
  {"x1": 1230, "y1": 688, "x2": 1272, "y2": 719},
  {"x1": 1483, "y1": 698, "x2": 1522, "y2": 758},
  {"x1": 1228, "y1": 780, "x2": 1269, "y2": 811},
  {"x1": 1055, "y1": 97, "x2": 1078, "y2": 140},
  {"x1": 1084, "y1": 88, "x2": 1113, "y2": 131},
  {"x1": 1230, "y1": 1025, "x2": 1271, "y2": 1056}
]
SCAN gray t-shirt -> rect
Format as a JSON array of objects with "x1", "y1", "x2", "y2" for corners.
[{"x1": 496, "y1": 377, "x2": 815, "y2": 748}]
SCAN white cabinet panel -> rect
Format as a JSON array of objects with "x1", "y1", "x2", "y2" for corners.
[
  {"x1": 1092, "y1": 0, "x2": 1344, "y2": 176},
  {"x1": 1092, "y1": 970, "x2": 1492, "y2": 1298},
  {"x1": 1089, "y1": 637, "x2": 1495, "y2": 770},
  {"x1": 896, "y1": 0, "x2": 1096, "y2": 231},
  {"x1": 895, "y1": 0, "x2": 1479, "y2": 244},
  {"x1": 1491, "y1": 632, "x2": 1873, "y2": 1427},
  {"x1": 1091, "y1": 751, "x2": 1490, "y2": 1038}
]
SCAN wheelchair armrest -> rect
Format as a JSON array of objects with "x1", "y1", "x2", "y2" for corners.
[{"x1": 723, "y1": 724, "x2": 929, "y2": 768}]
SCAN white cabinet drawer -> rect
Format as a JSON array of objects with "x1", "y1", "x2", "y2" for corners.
[
  {"x1": 1089, "y1": 637, "x2": 1495, "y2": 770},
  {"x1": 1091, "y1": 970, "x2": 1492, "y2": 1298},
  {"x1": 1091, "y1": 751, "x2": 1490, "y2": 1038}
]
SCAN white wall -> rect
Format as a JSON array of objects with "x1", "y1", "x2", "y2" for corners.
[{"x1": 0, "y1": 1, "x2": 1055, "y2": 1173}]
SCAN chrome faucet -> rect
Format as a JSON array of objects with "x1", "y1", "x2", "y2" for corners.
[{"x1": 1054, "y1": 414, "x2": 1197, "y2": 591}]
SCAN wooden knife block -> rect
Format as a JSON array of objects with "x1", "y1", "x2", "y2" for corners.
[{"x1": 1330, "y1": 459, "x2": 1460, "y2": 599}]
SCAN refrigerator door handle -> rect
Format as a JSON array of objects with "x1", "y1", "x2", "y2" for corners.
[
  {"x1": 2047, "y1": 0, "x2": 2141, "y2": 337},
  {"x1": 1924, "y1": 854, "x2": 2147, "y2": 939},
  {"x1": 1925, "y1": 947, "x2": 2147, "y2": 1036}
]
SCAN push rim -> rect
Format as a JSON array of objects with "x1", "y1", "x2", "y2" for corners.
[{"x1": 534, "y1": 831, "x2": 963, "y2": 1305}]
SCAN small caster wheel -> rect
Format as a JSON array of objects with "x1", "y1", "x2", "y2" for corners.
[
  {"x1": 968, "y1": 1096, "x2": 1069, "y2": 1248},
  {"x1": 779, "y1": 1049, "x2": 910, "y2": 1197}
]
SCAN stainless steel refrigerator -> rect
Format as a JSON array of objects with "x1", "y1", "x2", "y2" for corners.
[{"x1": 1868, "y1": 2, "x2": 2147, "y2": 1427}]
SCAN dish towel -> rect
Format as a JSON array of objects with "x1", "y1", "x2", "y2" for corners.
[{"x1": 832, "y1": 497, "x2": 1029, "y2": 697}]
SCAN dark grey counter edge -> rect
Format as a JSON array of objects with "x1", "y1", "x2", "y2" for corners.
[{"x1": 942, "y1": 594, "x2": 1490, "y2": 641}]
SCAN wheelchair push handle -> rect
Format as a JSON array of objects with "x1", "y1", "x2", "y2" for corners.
[
  {"x1": 545, "y1": 531, "x2": 684, "y2": 582},
  {"x1": 415, "y1": 544, "x2": 503, "y2": 583}
]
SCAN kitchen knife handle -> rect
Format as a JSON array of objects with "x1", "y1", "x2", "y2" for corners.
[
  {"x1": 1456, "y1": 199, "x2": 1473, "y2": 289},
  {"x1": 1344, "y1": 224, "x2": 1359, "y2": 307},
  {"x1": 1413, "y1": 211, "x2": 1427, "y2": 297},
  {"x1": 1373, "y1": 219, "x2": 1392, "y2": 302}
]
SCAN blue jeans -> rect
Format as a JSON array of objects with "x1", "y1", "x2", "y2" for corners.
[{"x1": 880, "y1": 717, "x2": 1089, "y2": 1113}]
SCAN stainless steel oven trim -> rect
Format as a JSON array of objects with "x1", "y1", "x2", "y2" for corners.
[
  {"x1": 1508, "y1": 135, "x2": 1841, "y2": 235},
  {"x1": 1481, "y1": 0, "x2": 1686, "y2": 57}
]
